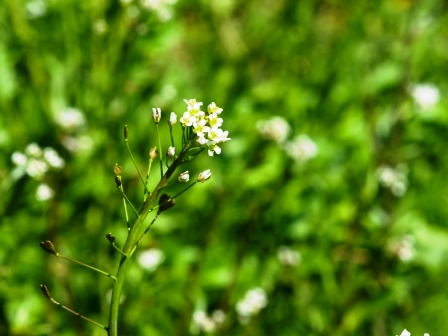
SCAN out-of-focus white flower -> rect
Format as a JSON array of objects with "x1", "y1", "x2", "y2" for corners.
[
  {"x1": 285, "y1": 135, "x2": 318, "y2": 162},
  {"x1": 126, "y1": 5, "x2": 140, "y2": 18},
  {"x1": 25, "y1": 143, "x2": 43, "y2": 157},
  {"x1": 236, "y1": 287, "x2": 268, "y2": 319},
  {"x1": 169, "y1": 112, "x2": 177, "y2": 126},
  {"x1": 93, "y1": 19, "x2": 108, "y2": 35},
  {"x1": 376, "y1": 164, "x2": 408, "y2": 197},
  {"x1": 277, "y1": 246, "x2": 302, "y2": 266},
  {"x1": 141, "y1": 0, "x2": 176, "y2": 21},
  {"x1": 36, "y1": 184, "x2": 54, "y2": 201},
  {"x1": 178, "y1": 171, "x2": 189, "y2": 183},
  {"x1": 191, "y1": 309, "x2": 225, "y2": 334},
  {"x1": 44, "y1": 148, "x2": 65, "y2": 168},
  {"x1": 61, "y1": 135, "x2": 94, "y2": 153},
  {"x1": 26, "y1": 0, "x2": 46, "y2": 19},
  {"x1": 397, "y1": 329, "x2": 411, "y2": 336},
  {"x1": 197, "y1": 169, "x2": 211, "y2": 183},
  {"x1": 409, "y1": 83, "x2": 440, "y2": 109},
  {"x1": 137, "y1": 248, "x2": 165, "y2": 272},
  {"x1": 391, "y1": 235, "x2": 415, "y2": 262},
  {"x1": 26, "y1": 158, "x2": 49, "y2": 179},
  {"x1": 55, "y1": 108, "x2": 86, "y2": 131},
  {"x1": 256, "y1": 116, "x2": 290, "y2": 144},
  {"x1": 11, "y1": 152, "x2": 27, "y2": 167},
  {"x1": 152, "y1": 108, "x2": 161, "y2": 123}
]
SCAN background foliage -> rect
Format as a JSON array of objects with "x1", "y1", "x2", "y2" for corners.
[{"x1": 1, "y1": 0, "x2": 448, "y2": 335}]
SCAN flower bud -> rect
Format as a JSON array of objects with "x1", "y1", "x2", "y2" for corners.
[
  {"x1": 40, "y1": 240, "x2": 58, "y2": 255},
  {"x1": 114, "y1": 164, "x2": 122, "y2": 176},
  {"x1": 124, "y1": 125, "x2": 128, "y2": 141},
  {"x1": 197, "y1": 169, "x2": 211, "y2": 183},
  {"x1": 158, "y1": 194, "x2": 176, "y2": 213},
  {"x1": 40, "y1": 284, "x2": 52, "y2": 300},
  {"x1": 106, "y1": 233, "x2": 116, "y2": 243},
  {"x1": 149, "y1": 147, "x2": 158, "y2": 160},
  {"x1": 166, "y1": 146, "x2": 175, "y2": 158},
  {"x1": 178, "y1": 171, "x2": 189, "y2": 182},
  {"x1": 115, "y1": 175, "x2": 122, "y2": 188},
  {"x1": 152, "y1": 108, "x2": 161, "y2": 123},
  {"x1": 169, "y1": 112, "x2": 177, "y2": 126}
]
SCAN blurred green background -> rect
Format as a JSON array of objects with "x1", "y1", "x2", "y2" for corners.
[{"x1": 1, "y1": 0, "x2": 448, "y2": 335}]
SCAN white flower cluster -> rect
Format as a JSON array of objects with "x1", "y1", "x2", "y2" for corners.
[
  {"x1": 191, "y1": 310, "x2": 225, "y2": 334},
  {"x1": 137, "y1": 248, "x2": 165, "y2": 272},
  {"x1": 376, "y1": 164, "x2": 408, "y2": 197},
  {"x1": 397, "y1": 329, "x2": 429, "y2": 336},
  {"x1": 12, "y1": 143, "x2": 65, "y2": 180},
  {"x1": 180, "y1": 99, "x2": 231, "y2": 156},
  {"x1": 277, "y1": 246, "x2": 302, "y2": 266},
  {"x1": 257, "y1": 116, "x2": 318, "y2": 163},
  {"x1": 409, "y1": 83, "x2": 440, "y2": 109},
  {"x1": 54, "y1": 107, "x2": 93, "y2": 154},
  {"x1": 26, "y1": 0, "x2": 46, "y2": 19},
  {"x1": 236, "y1": 287, "x2": 268, "y2": 324}
]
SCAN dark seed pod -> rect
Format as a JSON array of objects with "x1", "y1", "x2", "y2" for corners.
[
  {"x1": 40, "y1": 284, "x2": 52, "y2": 300},
  {"x1": 40, "y1": 240, "x2": 57, "y2": 255},
  {"x1": 158, "y1": 194, "x2": 176, "y2": 213},
  {"x1": 106, "y1": 233, "x2": 116, "y2": 243}
]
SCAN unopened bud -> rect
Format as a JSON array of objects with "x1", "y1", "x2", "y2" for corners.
[
  {"x1": 115, "y1": 175, "x2": 122, "y2": 188},
  {"x1": 152, "y1": 108, "x2": 161, "y2": 123},
  {"x1": 40, "y1": 240, "x2": 57, "y2": 255},
  {"x1": 149, "y1": 147, "x2": 158, "y2": 160},
  {"x1": 158, "y1": 194, "x2": 176, "y2": 213},
  {"x1": 106, "y1": 233, "x2": 116, "y2": 243},
  {"x1": 114, "y1": 164, "x2": 122, "y2": 176},
  {"x1": 166, "y1": 146, "x2": 175, "y2": 158},
  {"x1": 169, "y1": 112, "x2": 177, "y2": 126},
  {"x1": 197, "y1": 169, "x2": 212, "y2": 183},
  {"x1": 178, "y1": 171, "x2": 189, "y2": 183},
  {"x1": 124, "y1": 125, "x2": 128, "y2": 141},
  {"x1": 40, "y1": 284, "x2": 52, "y2": 300}
]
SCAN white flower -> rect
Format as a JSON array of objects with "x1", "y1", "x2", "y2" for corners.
[
  {"x1": 398, "y1": 329, "x2": 411, "y2": 336},
  {"x1": 55, "y1": 107, "x2": 86, "y2": 131},
  {"x1": 409, "y1": 83, "x2": 440, "y2": 109},
  {"x1": 169, "y1": 112, "x2": 177, "y2": 126},
  {"x1": 277, "y1": 246, "x2": 302, "y2": 266},
  {"x1": 137, "y1": 248, "x2": 165, "y2": 272},
  {"x1": 207, "y1": 113, "x2": 223, "y2": 128},
  {"x1": 11, "y1": 152, "x2": 27, "y2": 167},
  {"x1": 207, "y1": 144, "x2": 221, "y2": 156},
  {"x1": 193, "y1": 118, "x2": 210, "y2": 138},
  {"x1": 197, "y1": 169, "x2": 211, "y2": 183},
  {"x1": 166, "y1": 146, "x2": 175, "y2": 158},
  {"x1": 152, "y1": 107, "x2": 161, "y2": 123},
  {"x1": 392, "y1": 235, "x2": 415, "y2": 262},
  {"x1": 178, "y1": 171, "x2": 189, "y2": 182},
  {"x1": 236, "y1": 287, "x2": 268, "y2": 318},
  {"x1": 25, "y1": 143, "x2": 42, "y2": 157},
  {"x1": 43, "y1": 148, "x2": 65, "y2": 168},
  {"x1": 256, "y1": 116, "x2": 290, "y2": 144},
  {"x1": 36, "y1": 184, "x2": 54, "y2": 201},
  {"x1": 285, "y1": 135, "x2": 318, "y2": 162},
  {"x1": 180, "y1": 111, "x2": 196, "y2": 127},
  {"x1": 207, "y1": 102, "x2": 223, "y2": 115}
]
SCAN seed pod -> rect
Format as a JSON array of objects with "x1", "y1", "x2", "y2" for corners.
[
  {"x1": 40, "y1": 240, "x2": 57, "y2": 255},
  {"x1": 114, "y1": 164, "x2": 122, "y2": 176},
  {"x1": 115, "y1": 175, "x2": 122, "y2": 188},
  {"x1": 106, "y1": 233, "x2": 116, "y2": 243},
  {"x1": 124, "y1": 125, "x2": 128, "y2": 141},
  {"x1": 40, "y1": 284, "x2": 52, "y2": 300},
  {"x1": 149, "y1": 147, "x2": 158, "y2": 160},
  {"x1": 158, "y1": 194, "x2": 176, "y2": 213}
]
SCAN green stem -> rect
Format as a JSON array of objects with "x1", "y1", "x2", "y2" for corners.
[
  {"x1": 57, "y1": 254, "x2": 116, "y2": 281},
  {"x1": 156, "y1": 124, "x2": 163, "y2": 177},
  {"x1": 144, "y1": 159, "x2": 153, "y2": 202},
  {"x1": 120, "y1": 187, "x2": 138, "y2": 217},
  {"x1": 44, "y1": 287, "x2": 108, "y2": 331},
  {"x1": 125, "y1": 140, "x2": 151, "y2": 195},
  {"x1": 112, "y1": 243, "x2": 128, "y2": 257},
  {"x1": 108, "y1": 143, "x2": 193, "y2": 336}
]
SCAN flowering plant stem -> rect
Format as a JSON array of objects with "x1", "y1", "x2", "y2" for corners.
[{"x1": 107, "y1": 141, "x2": 193, "y2": 336}]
